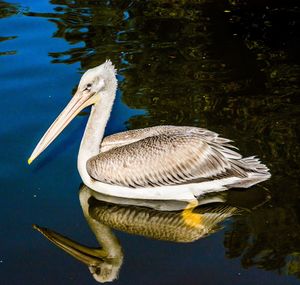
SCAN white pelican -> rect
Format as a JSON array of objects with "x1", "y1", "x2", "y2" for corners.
[{"x1": 28, "y1": 60, "x2": 271, "y2": 201}]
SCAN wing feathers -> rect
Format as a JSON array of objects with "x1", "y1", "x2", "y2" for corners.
[{"x1": 86, "y1": 126, "x2": 252, "y2": 188}]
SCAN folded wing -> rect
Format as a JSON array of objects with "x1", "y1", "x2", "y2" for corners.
[{"x1": 86, "y1": 126, "x2": 247, "y2": 188}]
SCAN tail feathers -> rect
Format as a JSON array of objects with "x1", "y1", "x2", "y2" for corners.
[
  {"x1": 239, "y1": 156, "x2": 270, "y2": 175},
  {"x1": 228, "y1": 156, "x2": 271, "y2": 189}
]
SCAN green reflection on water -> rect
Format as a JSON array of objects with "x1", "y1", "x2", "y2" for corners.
[
  {"x1": 0, "y1": 1, "x2": 19, "y2": 55},
  {"x1": 23, "y1": 0, "x2": 300, "y2": 280}
]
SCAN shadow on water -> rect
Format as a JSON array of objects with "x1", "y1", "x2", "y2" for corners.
[
  {"x1": 33, "y1": 185, "x2": 270, "y2": 283},
  {"x1": 13, "y1": 0, "x2": 300, "y2": 281}
]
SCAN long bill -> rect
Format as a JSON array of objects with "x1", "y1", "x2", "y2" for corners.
[
  {"x1": 28, "y1": 92, "x2": 97, "y2": 164},
  {"x1": 33, "y1": 224, "x2": 106, "y2": 265}
]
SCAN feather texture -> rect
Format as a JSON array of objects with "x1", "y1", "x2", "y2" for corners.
[{"x1": 86, "y1": 126, "x2": 270, "y2": 189}]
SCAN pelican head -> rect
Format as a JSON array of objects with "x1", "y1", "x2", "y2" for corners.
[
  {"x1": 33, "y1": 224, "x2": 121, "y2": 283},
  {"x1": 28, "y1": 60, "x2": 117, "y2": 164}
]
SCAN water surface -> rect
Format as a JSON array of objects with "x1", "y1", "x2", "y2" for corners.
[{"x1": 0, "y1": 0, "x2": 299, "y2": 284}]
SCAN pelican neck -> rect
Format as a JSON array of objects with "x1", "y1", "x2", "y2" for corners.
[{"x1": 77, "y1": 91, "x2": 115, "y2": 180}]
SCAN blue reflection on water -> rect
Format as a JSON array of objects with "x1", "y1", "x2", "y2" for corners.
[{"x1": 0, "y1": 1, "x2": 145, "y2": 284}]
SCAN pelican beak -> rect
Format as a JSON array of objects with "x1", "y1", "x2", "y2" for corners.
[
  {"x1": 33, "y1": 224, "x2": 106, "y2": 266},
  {"x1": 28, "y1": 91, "x2": 97, "y2": 164}
]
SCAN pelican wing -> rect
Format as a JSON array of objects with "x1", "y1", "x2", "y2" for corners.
[
  {"x1": 100, "y1": 126, "x2": 185, "y2": 152},
  {"x1": 87, "y1": 126, "x2": 247, "y2": 188}
]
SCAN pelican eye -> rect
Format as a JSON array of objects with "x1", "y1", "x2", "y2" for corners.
[
  {"x1": 85, "y1": 83, "x2": 92, "y2": 90},
  {"x1": 95, "y1": 267, "x2": 101, "y2": 275}
]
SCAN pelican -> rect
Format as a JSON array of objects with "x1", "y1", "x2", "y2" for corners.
[{"x1": 28, "y1": 60, "x2": 271, "y2": 201}]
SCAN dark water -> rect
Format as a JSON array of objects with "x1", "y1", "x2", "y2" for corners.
[{"x1": 0, "y1": 0, "x2": 299, "y2": 284}]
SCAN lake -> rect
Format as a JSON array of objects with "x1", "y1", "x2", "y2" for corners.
[{"x1": 0, "y1": 0, "x2": 299, "y2": 284}]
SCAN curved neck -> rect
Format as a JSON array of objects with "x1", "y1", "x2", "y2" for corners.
[
  {"x1": 79, "y1": 187, "x2": 123, "y2": 258},
  {"x1": 79, "y1": 187, "x2": 123, "y2": 282},
  {"x1": 78, "y1": 90, "x2": 116, "y2": 180}
]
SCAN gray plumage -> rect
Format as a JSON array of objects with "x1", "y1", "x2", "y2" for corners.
[
  {"x1": 86, "y1": 125, "x2": 270, "y2": 189},
  {"x1": 88, "y1": 197, "x2": 238, "y2": 243}
]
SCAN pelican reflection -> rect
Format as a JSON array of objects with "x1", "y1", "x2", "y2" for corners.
[{"x1": 33, "y1": 185, "x2": 269, "y2": 282}]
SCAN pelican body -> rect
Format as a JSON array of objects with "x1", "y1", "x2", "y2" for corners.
[{"x1": 29, "y1": 60, "x2": 270, "y2": 201}]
